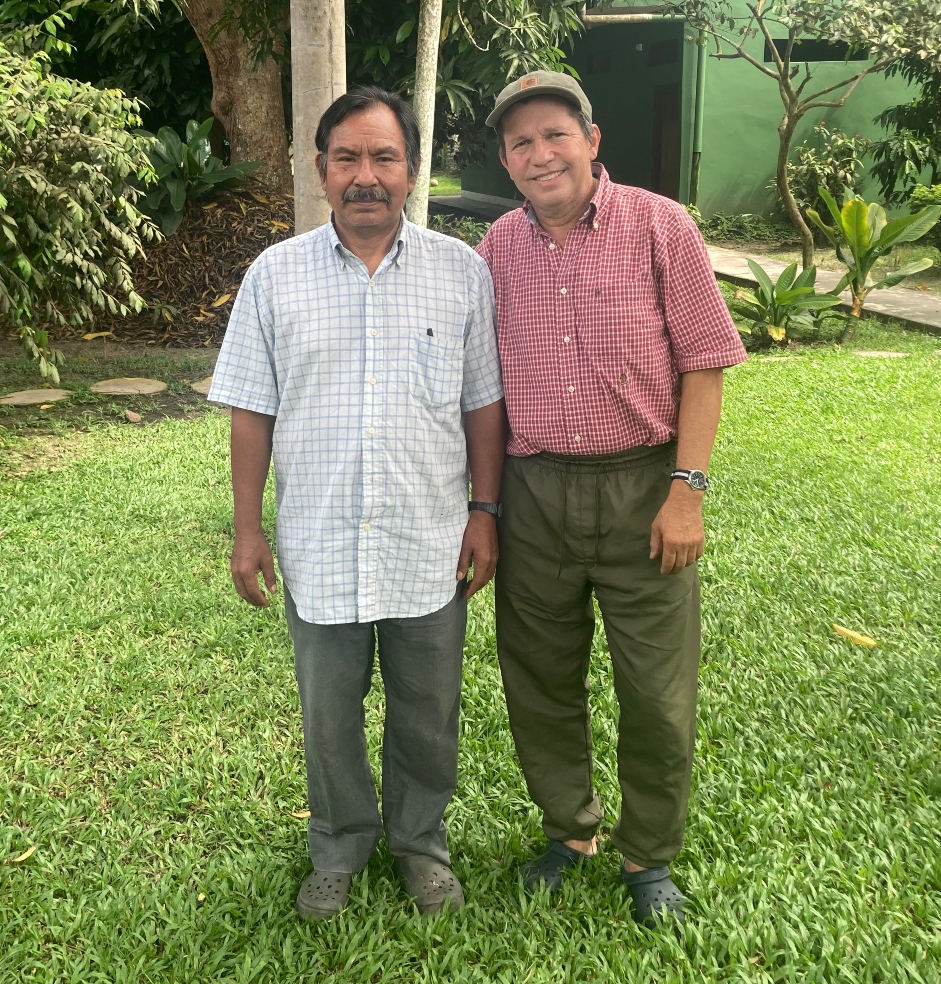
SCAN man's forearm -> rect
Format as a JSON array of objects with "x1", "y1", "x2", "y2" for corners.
[
  {"x1": 464, "y1": 399, "x2": 507, "y2": 501},
  {"x1": 231, "y1": 407, "x2": 276, "y2": 534},
  {"x1": 674, "y1": 368, "x2": 723, "y2": 473}
]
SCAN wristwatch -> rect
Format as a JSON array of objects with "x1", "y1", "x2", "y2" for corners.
[
  {"x1": 468, "y1": 500, "x2": 503, "y2": 518},
  {"x1": 671, "y1": 469, "x2": 709, "y2": 491}
]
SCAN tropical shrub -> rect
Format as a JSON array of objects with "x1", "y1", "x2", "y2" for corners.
[
  {"x1": 807, "y1": 189, "x2": 941, "y2": 316},
  {"x1": 909, "y1": 184, "x2": 941, "y2": 250},
  {"x1": 429, "y1": 214, "x2": 490, "y2": 248},
  {"x1": 727, "y1": 260, "x2": 843, "y2": 350},
  {"x1": 0, "y1": 41, "x2": 158, "y2": 381},
  {"x1": 139, "y1": 118, "x2": 261, "y2": 236},
  {"x1": 871, "y1": 56, "x2": 941, "y2": 206},
  {"x1": 685, "y1": 206, "x2": 797, "y2": 245},
  {"x1": 781, "y1": 121, "x2": 870, "y2": 219}
]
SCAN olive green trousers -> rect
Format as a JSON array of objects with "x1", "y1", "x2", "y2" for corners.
[{"x1": 494, "y1": 443, "x2": 701, "y2": 869}]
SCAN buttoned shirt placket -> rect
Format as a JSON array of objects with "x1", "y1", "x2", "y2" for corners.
[
  {"x1": 335, "y1": 238, "x2": 404, "y2": 622},
  {"x1": 534, "y1": 206, "x2": 597, "y2": 452}
]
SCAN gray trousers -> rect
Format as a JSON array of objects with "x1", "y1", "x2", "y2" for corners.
[{"x1": 285, "y1": 586, "x2": 467, "y2": 873}]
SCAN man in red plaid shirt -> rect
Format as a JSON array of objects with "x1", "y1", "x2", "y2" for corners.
[{"x1": 476, "y1": 71, "x2": 747, "y2": 926}]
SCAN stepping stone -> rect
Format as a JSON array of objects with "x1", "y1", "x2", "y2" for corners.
[
  {"x1": 90, "y1": 377, "x2": 167, "y2": 395},
  {"x1": 190, "y1": 376, "x2": 213, "y2": 395},
  {"x1": 852, "y1": 350, "x2": 909, "y2": 358},
  {"x1": 0, "y1": 388, "x2": 70, "y2": 406}
]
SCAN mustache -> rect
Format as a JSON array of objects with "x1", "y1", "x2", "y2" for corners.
[{"x1": 342, "y1": 187, "x2": 393, "y2": 204}]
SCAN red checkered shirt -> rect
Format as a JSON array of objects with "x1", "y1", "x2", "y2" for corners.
[{"x1": 476, "y1": 165, "x2": 747, "y2": 457}]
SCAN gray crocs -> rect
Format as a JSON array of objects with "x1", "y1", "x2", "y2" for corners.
[
  {"x1": 394, "y1": 854, "x2": 465, "y2": 915},
  {"x1": 621, "y1": 865, "x2": 687, "y2": 927},
  {"x1": 296, "y1": 869, "x2": 353, "y2": 921}
]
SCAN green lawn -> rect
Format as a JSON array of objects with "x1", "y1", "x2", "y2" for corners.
[
  {"x1": 2, "y1": 339, "x2": 941, "y2": 981},
  {"x1": 429, "y1": 173, "x2": 461, "y2": 197}
]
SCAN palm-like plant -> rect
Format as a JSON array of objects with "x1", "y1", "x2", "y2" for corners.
[
  {"x1": 140, "y1": 118, "x2": 260, "y2": 236},
  {"x1": 807, "y1": 189, "x2": 941, "y2": 316},
  {"x1": 728, "y1": 260, "x2": 843, "y2": 348}
]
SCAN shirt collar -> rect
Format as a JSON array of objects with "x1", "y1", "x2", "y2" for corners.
[
  {"x1": 327, "y1": 213, "x2": 408, "y2": 270},
  {"x1": 525, "y1": 162, "x2": 612, "y2": 232}
]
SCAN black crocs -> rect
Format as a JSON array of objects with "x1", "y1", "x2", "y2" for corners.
[
  {"x1": 394, "y1": 854, "x2": 465, "y2": 915},
  {"x1": 621, "y1": 865, "x2": 687, "y2": 927},
  {"x1": 520, "y1": 840, "x2": 595, "y2": 893},
  {"x1": 296, "y1": 869, "x2": 353, "y2": 921}
]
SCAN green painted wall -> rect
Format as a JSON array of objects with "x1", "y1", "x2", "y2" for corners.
[
  {"x1": 462, "y1": 3, "x2": 914, "y2": 216},
  {"x1": 696, "y1": 7, "x2": 912, "y2": 216}
]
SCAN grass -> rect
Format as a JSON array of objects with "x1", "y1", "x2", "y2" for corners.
[
  {"x1": 429, "y1": 173, "x2": 461, "y2": 197},
  {"x1": 2, "y1": 329, "x2": 941, "y2": 981},
  {"x1": 0, "y1": 344, "x2": 217, "y2": 438}
]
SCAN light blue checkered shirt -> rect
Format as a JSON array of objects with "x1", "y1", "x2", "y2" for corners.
[{"x1": 209, "y1": 218, "x2": 503, "y2": 624}]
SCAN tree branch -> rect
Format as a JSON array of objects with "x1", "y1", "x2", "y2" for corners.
[
  {"x1": 802, "y1": 59, "x2": 892, "y2": 104},
  {"x1": 748, "y1": 2, "x2": 786, "y2": 78}
]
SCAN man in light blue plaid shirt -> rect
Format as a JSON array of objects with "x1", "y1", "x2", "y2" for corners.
[{"x1": 209, "y1": 88, "x2": 505, "y2": 921}]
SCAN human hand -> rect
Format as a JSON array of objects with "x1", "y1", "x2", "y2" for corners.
[
  {"x1": 649, "y1": 485, "x2": 705, "y2": 575},
  {"x1": 456, "y1": 511, "x2": 499, "y2": 599},
  {"x1": 231, "y1": 530, "x2": 278, "y2": 606}
]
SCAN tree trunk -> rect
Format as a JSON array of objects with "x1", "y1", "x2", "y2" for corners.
[
  {"x1": 776, "y1": 109, "x2": 814, "y2": 269},
  {"x1": 406, "y1": 0, "x2": 444, "y2": 227},
  {"x1": 291, "y1": 0, "x2": 347, "y2": 232},
  {"x1": 181, "y1": 0, "x2": 292, "y2": 194}
]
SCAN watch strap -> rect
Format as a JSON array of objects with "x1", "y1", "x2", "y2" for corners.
[{"x1": 468, "y1": 500, "x2": 503, "y2": 517}]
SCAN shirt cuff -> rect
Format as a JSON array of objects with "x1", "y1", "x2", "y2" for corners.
[
  {"x1": 674, "y1": 349, "x2": 748, "y2": 374},
  {"x1": 460, "y1": 386, "x2": 505, "y2": 414},
  {"x1": 206, "y1": 388, "x2": 279, "y2": 416}
]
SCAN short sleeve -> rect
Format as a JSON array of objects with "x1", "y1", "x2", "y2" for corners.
[
  {"x1": 475, "y1": 227, "x2": 495, "y2": 268},
  {"x1": 207, "y1": 263, "x2": 280, "y2": 415},
  {"x1": 655, "y1": 209, "x2": 747, "y2": 374},
  {"x1": 460, "y1": 254, "x2": 503, "y2": 413}
]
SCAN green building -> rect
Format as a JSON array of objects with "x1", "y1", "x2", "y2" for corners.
[{"x1": 457, "y1": 1, "x2": 911, "y2": 218}]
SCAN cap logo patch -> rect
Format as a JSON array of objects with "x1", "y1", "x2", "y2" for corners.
[{"x1": 521, "y1": 76, "x2": 539, "y2": 90}]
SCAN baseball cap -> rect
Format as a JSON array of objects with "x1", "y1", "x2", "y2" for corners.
[{"x1": 485, "y1": 71, "x2": 593, "y2": 128}]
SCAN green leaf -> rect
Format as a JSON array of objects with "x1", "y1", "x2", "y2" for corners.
[
  {"x1": 871, "y1": 257, "x2": 934, "y2": 290},
  {"x1": 166, "y1": 176, "x2": 186, "y2": 212},
  {"x1": 395, "y1": 20, "x2": 415, "y2": 43},
  {"x1": 792, "y1": 265, "x2": 817, "y2": 291},
  {"x1": 746, "y1": 259, "x2": 775, "y2": 303},
  {"x1": 840, "y1": 198, "x2": 872, "y2": 256},
  {"x1": 774, "y1": 262, "x2": 798, "y2": 292},
  {"x1": 806, "y1": 208, "x2": 836, "y2": 245}
]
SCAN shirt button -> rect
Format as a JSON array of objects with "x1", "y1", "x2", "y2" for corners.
[
  {"x1": 619, "y1": 372, "x2": 628, "y2": 384},
  {"x1": 370, "y1": 329, "x2": 378, "y2": 337},
  {"x1": 367, "y1": 427, "x2": 376, "y2": 434},
  {"x1": 368, "y1": 377, "x2": 377, "y2": 385},
  {"x1": 563, "y1": 336, "x2": 571, "y2": 343},
  {"x1": 363, "y1": 523, "x2": 371, "y2": 531},
  {"x1": 574, "y1": 435, "x2": 582, "y2": 443},
  {"x1": 568, "y1": 385, "x2": 575, "y2": 393},
  {"x1": 548, "y1": 243, "x2": 556, "y2": 250},
  {"x1": 593, "y1": 221, "x2": 599, "y2": 230},
  {"x1": 368, "y1": 282, "x2": 376, "y2": 290},
  {"x1": 560, "y1": 287, "x2": 567, "y2": 295}
]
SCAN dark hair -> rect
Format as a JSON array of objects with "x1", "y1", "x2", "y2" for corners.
[
  {"x1": 315, "y1": 86, "x2": 421, "y2": 180},
  {"x1": 496, "y1": 96, "x2": 594, "y2": 158}
]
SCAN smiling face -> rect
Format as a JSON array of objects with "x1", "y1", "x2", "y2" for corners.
[
  {"x1": 499, "y1": 97, "x2": 601, "y2": 219},
  {"x1": 317, "y1": 102, "x2": 417, "y2": 242}
]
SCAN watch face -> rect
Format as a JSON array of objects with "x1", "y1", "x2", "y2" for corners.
[{"x1": 689, "y1": 470, "x2": 708, "y2": 491}]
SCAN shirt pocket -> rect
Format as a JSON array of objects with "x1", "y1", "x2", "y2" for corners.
[
  {"x1": 409, "y1": 327, "x2": 464, "y2": 409},
  {"x1": 580, "y1": 277, "x2": 664, "y2": 363}
]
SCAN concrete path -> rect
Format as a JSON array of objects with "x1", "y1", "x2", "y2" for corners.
[{"x1": 708, "y1": 245, "x2": 941, "y2": 333}]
